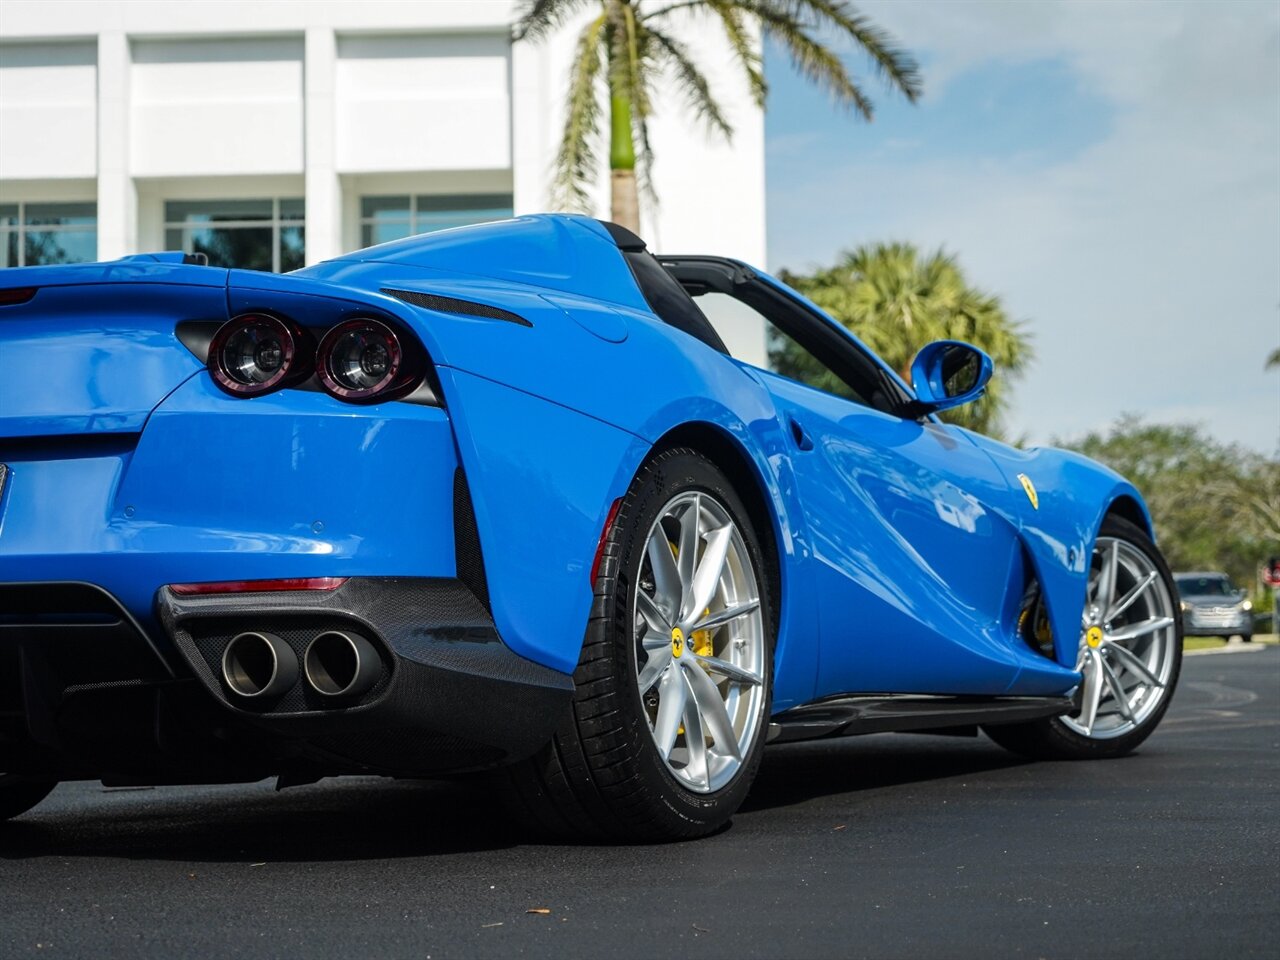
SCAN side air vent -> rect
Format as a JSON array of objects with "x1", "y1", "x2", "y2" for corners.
[{"x1": 382, "y1": 288, "x2": 531, "y2": 327}]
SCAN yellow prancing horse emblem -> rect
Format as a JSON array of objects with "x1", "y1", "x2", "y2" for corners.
[
  {"x1": 670, "y1": 627, "x2": 684, "y2": 658},
  {"x1": 1017, "y1": 473, "x2": 1039, "y2": 510}
]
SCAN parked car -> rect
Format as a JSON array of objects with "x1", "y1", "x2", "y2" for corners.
[
  {"x1": 0, "y1": 215, "x2": 1183, "y2": 839},
  {"x1": 1174, "y1": 572, "x2": 1253, "y2": 642}
]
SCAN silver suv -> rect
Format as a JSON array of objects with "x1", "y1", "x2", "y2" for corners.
[{"x1": 1174, "y1": 572, "x2": 1253, "y2": 642}]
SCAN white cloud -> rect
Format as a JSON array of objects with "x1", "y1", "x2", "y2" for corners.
[{"x1": 770, "y1": 0, "x2": 1280, "y2": 452}]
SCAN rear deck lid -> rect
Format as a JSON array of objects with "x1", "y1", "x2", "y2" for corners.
[{"x1": 0, "y1": 261, "x2": 228, "y2": 438}]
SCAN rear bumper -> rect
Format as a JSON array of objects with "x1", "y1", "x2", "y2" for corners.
[{"x1": 0, "y1": 578, "x2": 572, "y2": 783}]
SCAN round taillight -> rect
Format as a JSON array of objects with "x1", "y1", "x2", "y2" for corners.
[
  {"x1": 208, "y1": 314, "x2": 311, "y2": 397},
  {"x1": 317, "y1": 318, "x2": 419, "y2": 403}
]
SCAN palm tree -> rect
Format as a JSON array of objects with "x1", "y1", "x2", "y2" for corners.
[
  {"x1": 514, "y1": 0, "x2": 921, "y2": 231},
  {"x1": 779, "y1": 243, "x2": 1033, "y2": 435}
]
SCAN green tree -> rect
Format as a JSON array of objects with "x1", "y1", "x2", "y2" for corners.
[
  {"x1": 1064, "y1": 415, "x2": 1280, "y2": 597},
  {"x1": 1267, "y1": 346, "x2": 1279, "y2": 370},
  {"x1": 778, "y1": 242, "x2": 1032, "y2": 435},
  {"x1": 514, "y1": 0, "x2": 921, "y2": 231}
]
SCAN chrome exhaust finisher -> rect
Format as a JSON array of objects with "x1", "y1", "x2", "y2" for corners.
[
  {"x1": 303, "y1": 631, "x2": 381, "y2": 699},
  {"x1": 221, "y1": 631, "x2": 299, "y2": 699}
]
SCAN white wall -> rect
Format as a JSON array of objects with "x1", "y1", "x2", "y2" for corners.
[
  {"x1": 0, "y1": 41, "x2": 97, "y2": 181},
  {"x1": 335, "y1": 33, "x2": 510, "y2": 174},
  {"x1": 130, "y1": 37, "x2": 305, "y2": 178}
]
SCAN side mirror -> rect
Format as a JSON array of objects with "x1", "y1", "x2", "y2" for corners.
[{"x1": 909, "y1": 340, "x2": 993, "y2": 414}]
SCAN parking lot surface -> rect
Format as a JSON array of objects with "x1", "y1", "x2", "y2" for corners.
[{"x1": 3, "y1": 649, "x2": 1277, "y2": 959}]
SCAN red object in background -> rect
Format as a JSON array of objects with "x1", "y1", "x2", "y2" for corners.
[{"x1": 1264, "y1": 557, "x2": 1280, "y2": 588}]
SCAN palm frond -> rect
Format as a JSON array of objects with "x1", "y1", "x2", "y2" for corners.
[
  {"x1": 730, "y1": 1, "x2": 873, "y2": 117},
  {"x1": 645, "y1": 25, "x2": 735, "y2": 138},
  {"x1": 772, "y1": 0, "x2": 921, "y2": 100},
  {"x1": 651, "y1": 0, "x2": 921, "y2": 114},
  {"x1": 513, "y1": 0, "x2": 592, "y2": 42},
  {"x1": 551, "y1": 13, "x2": 608, "y2": 212},
  {"x1": 704, "y1": 1, "x2": 768, "y2": 107}
]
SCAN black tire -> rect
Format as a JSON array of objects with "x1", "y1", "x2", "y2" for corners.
[
  {"x1": 984, "y1": 516, "x2": 1182, "y2": 760},
  {"x1": 0, "y1": 775, "x2": 56, "y2": 821},
  {"x1": 505, "y1": 448, "x2": 775, "y2": 842}
]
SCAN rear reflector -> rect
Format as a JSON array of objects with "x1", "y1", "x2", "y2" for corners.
[
  {"x1": 590, "y1": 499, "x2": 623, "y2": 585},
  {"x1": 0, "y1": 287, "x2": 37, "y2": 306},
  {"x1": 168, "y1": 577, "x2": 348, "y2": 596}
]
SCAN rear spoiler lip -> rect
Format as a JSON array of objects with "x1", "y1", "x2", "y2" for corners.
[{"x1": 0, "y1": 258, "x2": 229, "y2": 291}]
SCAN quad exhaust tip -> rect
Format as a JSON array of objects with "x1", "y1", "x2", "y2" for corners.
[
  {"x1": 303, "y1": 631, "x2": 381, "y2": 699},
  {"x1": 222, "y1": 631, "x2": 299, "y2": 699}
]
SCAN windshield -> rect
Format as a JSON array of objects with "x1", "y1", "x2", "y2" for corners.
[{"x1": 1175, "y1": 575, "x2": 1234, "y2": 596}]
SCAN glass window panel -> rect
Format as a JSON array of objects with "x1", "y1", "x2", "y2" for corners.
[
  {"x1": 1, "y1": 230, "x2": 17, "y2": 268},
  {"x1": 280, "y1": 226, "x2": 305, "y2": 272},
  {"x1": 416, "y1": 193, "x2": 512, "y2": 213},
  {"x1": 279, "y1": 198, "x2": 305, "y2": 221},
  {"x1": 0, "y1": 205, "x2": 18, "y2": 227},
  {"x1": 23, "y1": 229, "x2": 96, "y2": 265},
  {"x1": 24, "y1": 202, "x2": 97, "y2": 226},
  {"x1": 165, "y1": 199, "x2": 274, "y2": 225},
  {"x1": 185, "y1": 226, "x2": 274, "y2": 272},
  {"x1": 361, "y1": 196, "x2": 412, "y2": 221},
  {"x1": 362, "y1": 221, "x2": 414, "y2": 247},
  {"x1": 695, "y1": 290, "x2": 866, "y2": 405}
]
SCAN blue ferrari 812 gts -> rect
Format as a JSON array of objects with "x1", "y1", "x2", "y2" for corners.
[{"x1": 0, "y1": 215, "x2": 1181, "y2": 839}]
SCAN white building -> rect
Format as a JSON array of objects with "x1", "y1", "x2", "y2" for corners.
[{"x1": 0, "y1": 0, "x2": 765, "y2": 277}]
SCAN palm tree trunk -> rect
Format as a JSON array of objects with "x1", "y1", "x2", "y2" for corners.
[{"x1": 609, "y1": 89, "x2": 639, "y2": 232}]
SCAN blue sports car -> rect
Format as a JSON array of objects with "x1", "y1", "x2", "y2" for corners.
[{"x1": 0, "y1": 215, "x2": 1181, "y2": 839}]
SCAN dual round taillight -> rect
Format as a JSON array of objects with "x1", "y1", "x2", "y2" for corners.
[
  {"x1": 208, "y1": 315, "x2": 312, "y2": 397},
  {"x1": 317, "y1": 318, "x2": 419, "y2": 403},
  {"x1": 208, "y1": 314, "x2": 422, "y2": 403}
]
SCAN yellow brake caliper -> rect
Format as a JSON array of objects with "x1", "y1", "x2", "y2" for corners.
[{"x1": 692, "y1": 608, "x2": 714, "y2": 657}]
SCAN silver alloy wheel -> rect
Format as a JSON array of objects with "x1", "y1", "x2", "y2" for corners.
[
  {"x1": 1064, "y1": 536, "x2": 1178, "y2": 739},
  {"x1": 633, "y1": 491, "x2": 766, "y2": 793}
]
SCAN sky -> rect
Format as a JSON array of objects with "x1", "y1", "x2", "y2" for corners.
[{"x1": 764, "y1": 0, "x2": 1280, "y2": 453}]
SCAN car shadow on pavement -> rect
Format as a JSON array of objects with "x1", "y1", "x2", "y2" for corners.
[
  {"x1": 0, "y1": 776, "x2": 518, "y2": 863},
  {"x1": 741, "y1": 733, "x2": 1029, "y2": 812},
  {"x1": 0, "y1": 735, "x2": 1028, "y2": 861}
]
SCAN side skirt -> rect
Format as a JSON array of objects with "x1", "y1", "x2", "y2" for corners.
[{"x1": 767, "y1": 694, "x2": 1073, "y2": 744}]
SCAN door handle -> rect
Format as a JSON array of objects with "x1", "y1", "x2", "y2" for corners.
[{"x1": 788, "y1": 416, "x2": 814, "y2": 451}]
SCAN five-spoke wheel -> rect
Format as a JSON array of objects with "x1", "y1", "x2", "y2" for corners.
[
  {"x1": 985, "y1": 515, "x2": 1182, "y2": 759},
  {"x1": 1065, "y1": 534, "x2": 1178, "y2": 739},
  {"x1": 634, "y1": 491, "x2": 766, "y2": 793}
]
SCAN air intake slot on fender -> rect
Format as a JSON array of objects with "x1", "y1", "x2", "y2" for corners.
[{"x1": 382, "y1": 288, "x2": 531, "y2": 327}]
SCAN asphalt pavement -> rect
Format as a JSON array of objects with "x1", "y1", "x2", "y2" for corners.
[{"x1": 2, "y1": 648, "x2": 1277, "y2": 959}]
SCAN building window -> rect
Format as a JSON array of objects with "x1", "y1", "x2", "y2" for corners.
[
  {"x1": 0, "y1": 202, "x2": 97, "y2": 267},
  {"x1": 359, "y1": 194, "x2": 513, "y2": 247},
  {"x1": 164, "y1": 198, "x2": 304, "y2": 273}
]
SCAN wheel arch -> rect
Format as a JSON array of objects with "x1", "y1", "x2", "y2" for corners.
[
  {"x1": 650, "y1": 419, "x2": 798, "y2": 701},
  {"x1": 648, "y1": 421, "x2": 783, "y2": 614},
  {"x1": 1104, "y1": 494, "x2": 1155, "y2": 541}
]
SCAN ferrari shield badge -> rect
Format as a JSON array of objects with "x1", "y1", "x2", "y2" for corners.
[{"x1": 1016, "y1": 473, "x2": 1039, "y2": 510}]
